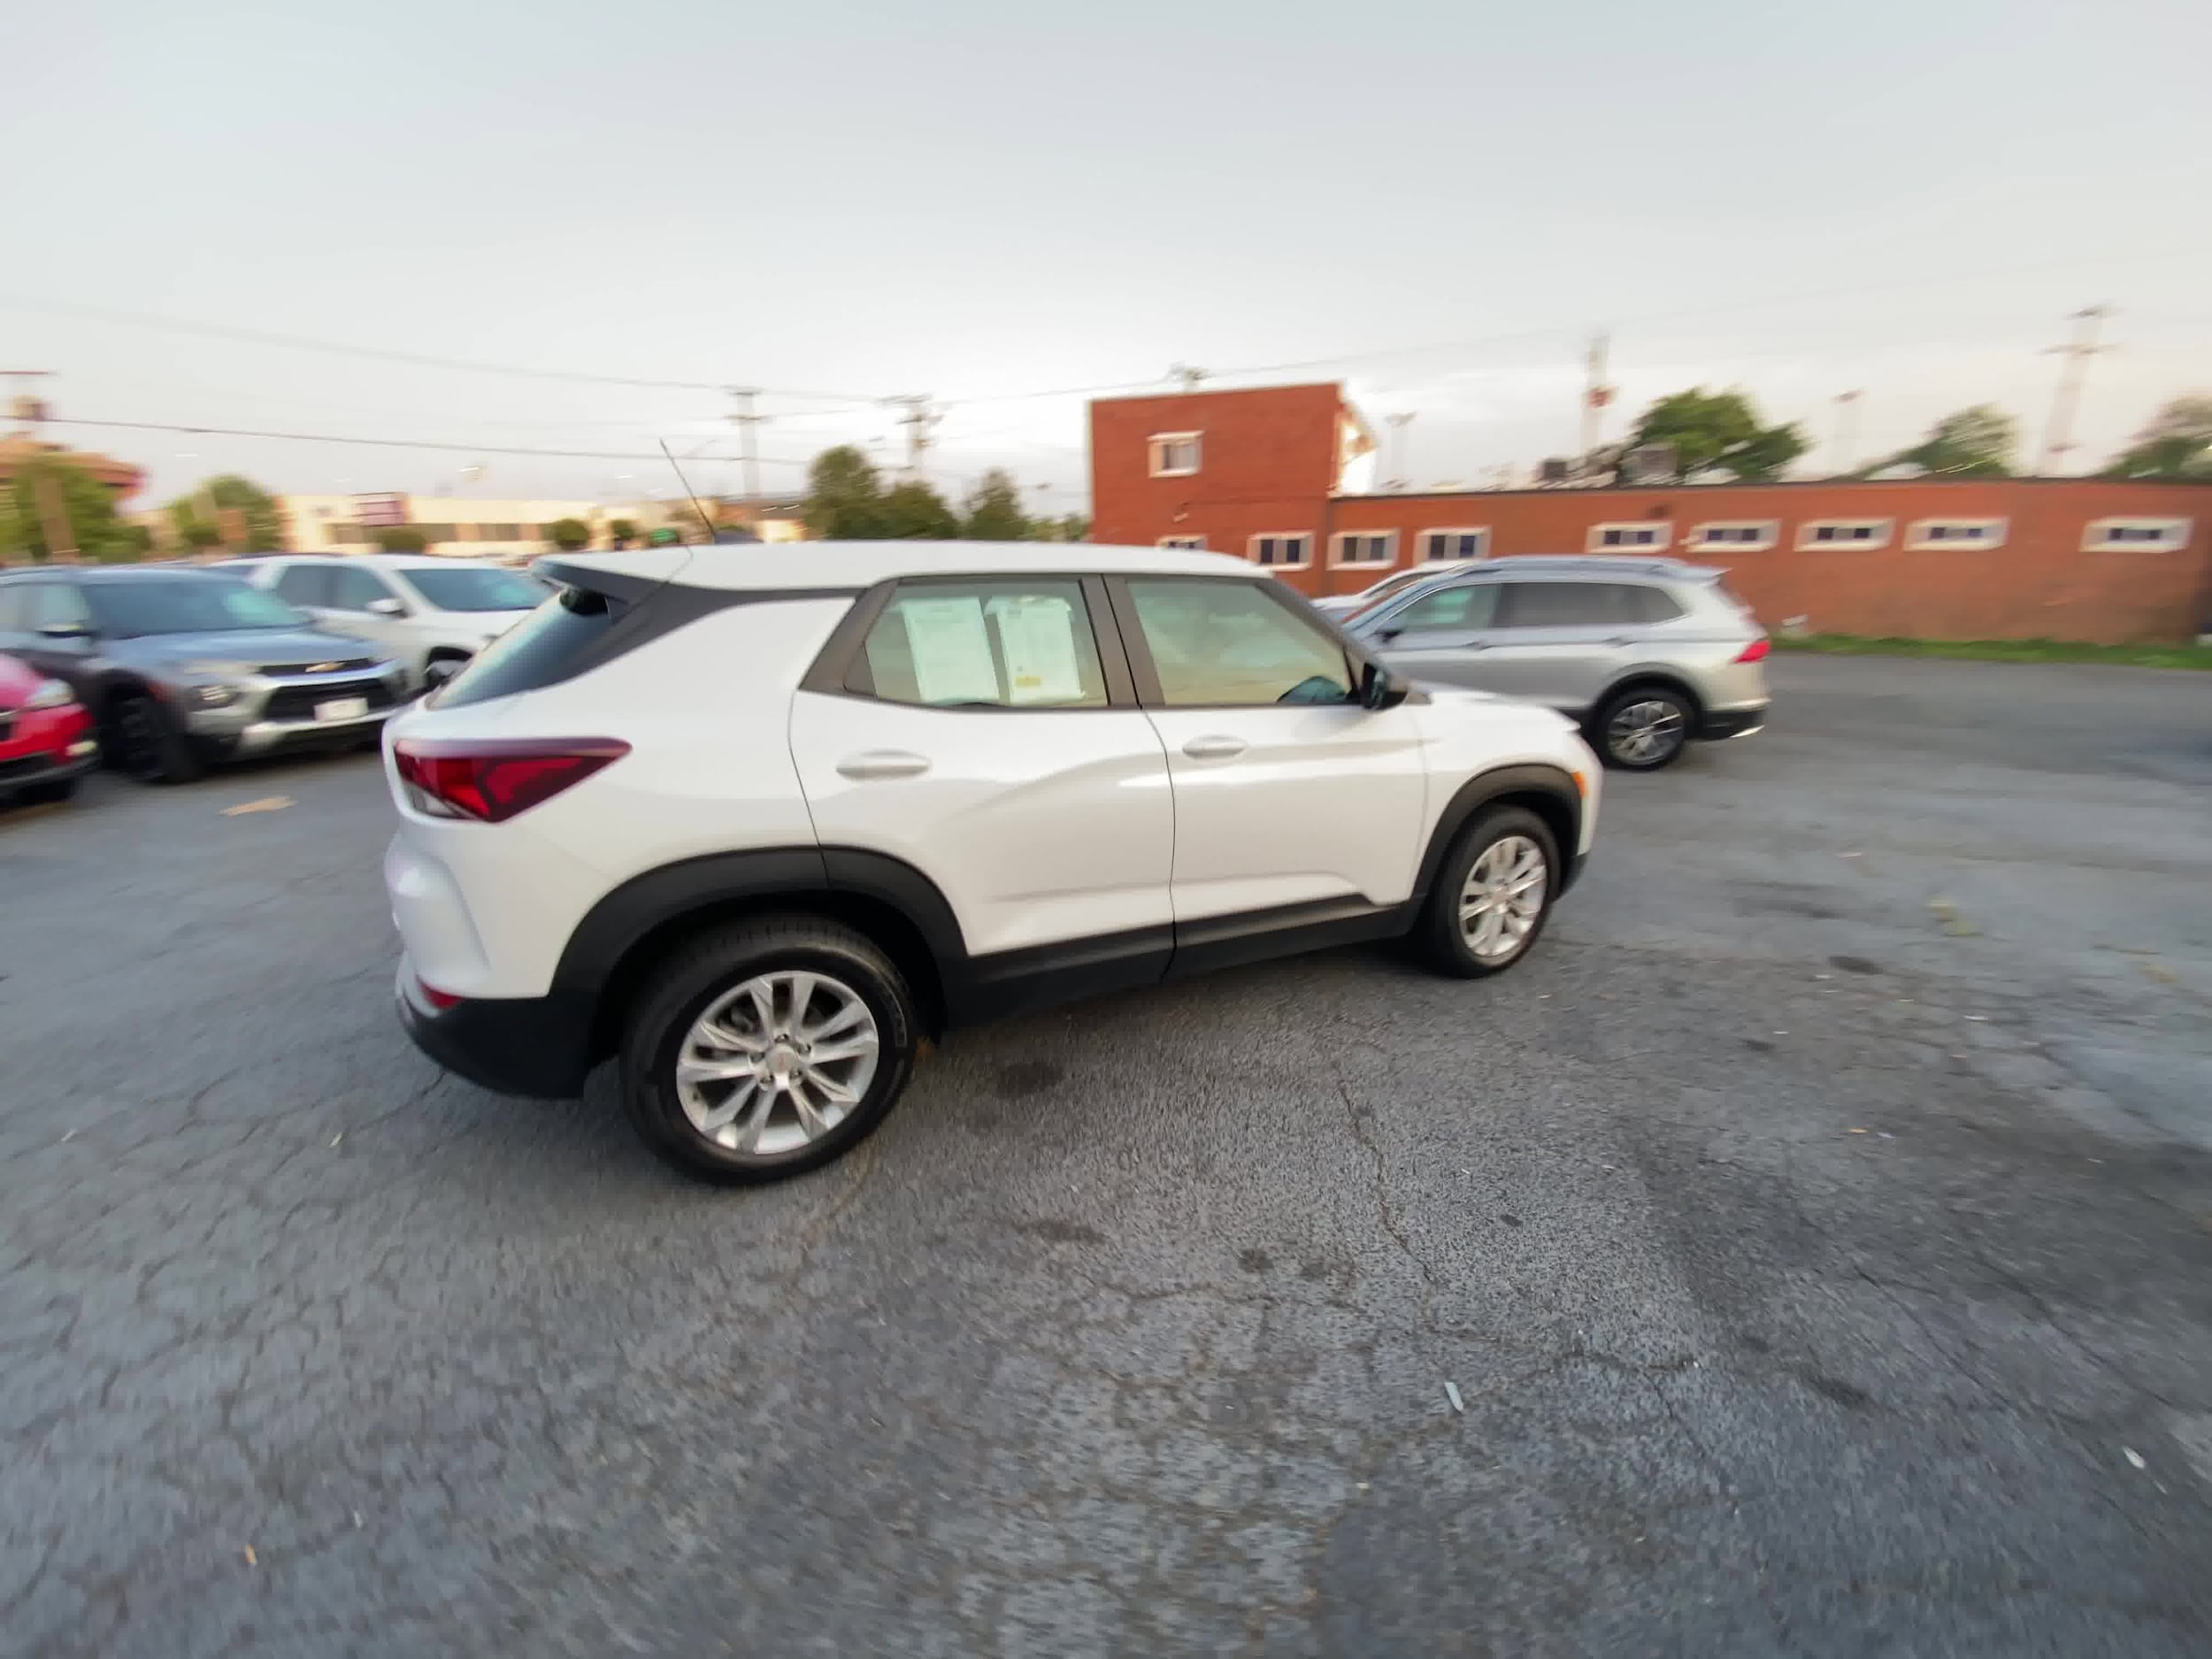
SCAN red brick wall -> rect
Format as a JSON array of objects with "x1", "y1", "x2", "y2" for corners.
[{"x1": 1089, "y1": 385, "x2": 2212, "y2": 644}]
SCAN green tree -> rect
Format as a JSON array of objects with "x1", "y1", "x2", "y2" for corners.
[
  {"x1": 182, "y1": 521, "x2": 222, "y2": 549},
  {"x1": 878, "y1": 480, "x2": 959, "y2": 539},
  {"x1": 1029, "y1": 512, "x2": 1090, "y2": 543},
  {"x1": 608, "y1": 517, "x2": 640, "y2": 549},
  {"x1": 112, "y1": 522, "x2": 155, "y2": 562},
  {"x1": 1882, "y1": 405, "x2": 2016, "y2": 478},
  {"x1": 961, "y1": 469, "x2": 1030, "y2": 540},
  {"x1": 1627, "y1": 388, "x2": 1808, "y2": 482},
  {"x1": 549, "y1": 517, "x2": 592, "y2": 551},
  {"x1": 1, "y1": 457, "x2": 132, "y2": 562},
  {"x1": 803, "y1": 444, "x2": 887, "y2": 538},
  {"x1": 2104, "y1": 395, "x2": 2212, "y2": 480},
  {"x1": 374, "y1": 526, "x2": 428, "y2": 553},
  {"x1": 167, "y1": 474, "x2": 283, "y2": 551}
]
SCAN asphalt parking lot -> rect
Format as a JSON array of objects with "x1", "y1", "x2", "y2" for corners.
[{"x1": 4, "y1": 654, "x2": 2210, "y2": 1657}]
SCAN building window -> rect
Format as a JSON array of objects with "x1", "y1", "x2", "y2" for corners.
[
  {"x1": 1148, "y1": 432, "x2": 1202, "y2": 478},
  {"x1": 1329, "y1": 531, "x2": 1397, "y2": 567},
  {"x1": 1796, "y1": 519, "x2": 1894, "y2": 550},
  {"x1": 1157, "y1": 534, "x2": 1207, "y2": 550},
  {"x1": 1248, "y1": 533, "x2": 1311, "y2": 567},
  {"x1": 1417, "y1": 527, "x2": 1490, "y2": 562},
  {"x1": 1688, "y1": 520, "x2": 1778, "y2": 552},
  {"x1": 1586, "y1": 522, "x2": 1671, "y2": 553},
  {"x1": 2082, "y1": 517, "x2": 2191, "y2": 552},
  {"x1": 1907, "y1": 518, "x2": 2008, "y2": 551}
]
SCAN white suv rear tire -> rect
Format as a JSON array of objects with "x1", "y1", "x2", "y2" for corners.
[{"x1": 619, "y1": 916, "x2": 919, "y2": 1183}]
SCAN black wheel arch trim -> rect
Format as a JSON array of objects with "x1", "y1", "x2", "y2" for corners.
[
  {"x1": 1595, "y1": 672, "x2": 1706, "y2": 722},
  {"x1": 1412, "y1": 762, "x2": 1586, "y2": 901}
]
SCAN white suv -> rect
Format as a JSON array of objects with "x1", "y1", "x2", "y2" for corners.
[
  {"x1": 239, "y1": 554, "x2": 548, "y2": 692},
  {"x1": 383, "y1": 542, "x2": 1601, "y2": 1183}
]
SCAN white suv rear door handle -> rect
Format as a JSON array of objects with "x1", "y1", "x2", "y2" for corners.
[
  {"x1": 1181, "y1": 734, "x2": 1248, "y2": 760},
  {"x1": 836, "y1": 750, "x2": 931, "y2": 780}
]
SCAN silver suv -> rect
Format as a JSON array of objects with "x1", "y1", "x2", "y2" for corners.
[
  {"x1": 1340, "y1": 556, "x2": 1770, "y2": 770},
  {"x1": 234, "y1": 555, "x2": 548, "y2": 693}
]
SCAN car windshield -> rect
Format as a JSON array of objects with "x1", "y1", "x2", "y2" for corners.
[
  {"x1": 83, "y1": 577, "x2": 308, "y2": 637},
  {"x1": 400, "y1": 566, "x2": 549, "y2": 613}
]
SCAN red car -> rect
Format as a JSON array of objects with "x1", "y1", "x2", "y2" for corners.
[{"x1": 0, "y1": 651, "x2": 97, "y2": 806}]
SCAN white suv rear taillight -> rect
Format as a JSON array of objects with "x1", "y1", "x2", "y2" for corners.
[{"x1": 393, "y1": 736, "x2": 630, "y2": 822}]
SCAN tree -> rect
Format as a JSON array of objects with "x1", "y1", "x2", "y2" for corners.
[
  {"x1": 2104, "y1": 395, "x2": 2212, "y2": 480},
  {"x1": 1, "y1": 456, "x2": 133, "y2": 563},
  {"x1": 803, "y1": 444, "x2": 887, "y2": 539},
  {"x1": 877, "y1": 480, "x2": 959, "y2": 539},
  {"x1": 182, "y1": 521, "x2": 221, "y2": 549},
  {"x1": 375, "y1": 526, "x2": 428, "y2": 553},
  {"x1": 1627, "y1": 388, "x2": 1808, "y2": 482},
  {"x1": 608, "y1": 518, "x2": 640, "y2": 549},
  {"x1": 962, "y1": 469, "x2": 1029, "y2": 540},
  {"x1": 549, "y1": 518, "x2": 592, "y2": 551},
  {"x1": 1882, "y1": 405, "x2": 2016, "y2": 478},
  {"x1": 167, "y1": 474, "x2": 283, "y2": 551},
  {"x1": 1029, "y1": 512, "x2": 1091, "y2": 543}
]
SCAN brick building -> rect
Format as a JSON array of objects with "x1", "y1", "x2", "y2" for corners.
[{"x1": 1089, "y1": 383, "x2": 2212, "y2": 643}]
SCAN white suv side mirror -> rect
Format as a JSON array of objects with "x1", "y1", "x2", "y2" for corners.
[{"x1": 366, "y1": 597, "x2": 408, "y2": 618}]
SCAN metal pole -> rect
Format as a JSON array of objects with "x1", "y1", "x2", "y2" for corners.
[
  {"x1": 2037, "y1": 306, "x2": 2111, "y2": 475},
  {"x1": 1832, "y1": 391, "x2": 1863, "y2": 475}
]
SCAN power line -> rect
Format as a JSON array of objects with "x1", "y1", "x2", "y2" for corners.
[
  {"x1": 0, "y1": 295, "x2": 875, "y2": 402},
  {"x1": 44, "y1": 416, "x2": 810, "y2": 467}
]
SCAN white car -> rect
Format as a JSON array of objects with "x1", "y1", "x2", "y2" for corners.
[
  {"x1": 383, "y1": 541, "x2": 1601, "y2": 1182},
  {"x1": 237, "y1": 555, "x2": 549, "y2": 692},
  {"x1": 1311, "y1": 558, "x2": 1489, "y2": 619}
]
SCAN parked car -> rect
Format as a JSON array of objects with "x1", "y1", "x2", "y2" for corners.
[
  {"x1": 0, "y1": 567, "x2": 407, "y2": 783},
  {"x1": 1311, "y1": 558, "x2": 1486, "y2": 619},
  {"x1": 0, "y1": 651, "x2": 98, "y2": 806},
  {"x1": 234, "y1": 555, "x2": 549, "y2": 693},
  {"x1": 1341, "y1": 556, "x2": 1770, "y2": 771},
  {"x1": 386, "y1": 541, "x2": 1601, "y2": 1184}
]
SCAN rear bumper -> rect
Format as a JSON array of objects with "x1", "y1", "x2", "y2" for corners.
[
  {"x1": 395, "y1": 961, "x2": 594, "y2": 1098},
  {"x1": 1697, "y1": 703, "x2": 1769, "y2": 741}
]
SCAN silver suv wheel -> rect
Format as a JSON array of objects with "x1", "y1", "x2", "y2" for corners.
[
  {"x1": 1602, "y1": 695, "x2": 1689, "y2": 768},
  {"x1": 674, "y1": 970, "x2": 881, "y2": 1157}
]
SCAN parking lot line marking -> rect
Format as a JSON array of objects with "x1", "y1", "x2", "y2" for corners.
[{"x1": 222, "y1": 796, "x2": 295, "y2": 817}]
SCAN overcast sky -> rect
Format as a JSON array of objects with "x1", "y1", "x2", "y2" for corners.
[{"x1": 8, "y1": 0, "x2": 2210, "y2": 511}]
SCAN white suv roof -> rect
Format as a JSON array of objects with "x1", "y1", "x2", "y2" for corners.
[
  {"x1": 270, "y1": 553, "x2": 511, "y2": 573},
  {"x1": 551, "y1": 541, "x2": 1255, "y2": 593}
]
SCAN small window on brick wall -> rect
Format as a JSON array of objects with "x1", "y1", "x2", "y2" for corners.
[
  {"x1": 1907, "y1": 518, "x2": 2007, "y2": 550},
  {"x1": 1688, "y1": 520, "x2": 1778, "y2": 552},
  {"x1": 1329, "y1": 531, "x2": 1397, "y2": 567},
  {"x1": 1148, "y1": 433, "x2": 1201, "y2": 477},
  {"x1": 1157, "y1": 534, "x2": 1206, "y2": 550},
  {"x1": 1586, "y1": 522, "x2": 1670, "y2": 553},
  {"x1": 1248, "y1": 534, "x2": 1311, "y2": 567},
  {"x1": 1796, "y1": 519, "x2": 1894, "y2": 550},
  {"x1": 1417, "y1": 528, "x2": 1490, "y2": 561},
  {"x1": 2082, "y1": 517, "x2": 2190, "y2": 552}
]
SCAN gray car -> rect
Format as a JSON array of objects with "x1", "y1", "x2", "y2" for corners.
[
  {"x1": 0, "y1": 567, "x2": 407, "y2": 783},
  {"x1": 1340, "y1": 556, "x2": 1770, "y2": 770}
]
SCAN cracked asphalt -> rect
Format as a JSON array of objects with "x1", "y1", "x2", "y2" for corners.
[{"x1": 4, "y1": 654, "x2": 2211, "y2": 1656}]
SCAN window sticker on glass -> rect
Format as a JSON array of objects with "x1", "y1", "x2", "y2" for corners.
[
  {"x1": 899, "y1": 596, "x2": 1002, "y2": 704},
  {"x1": 987, "y1": 595, "x2": 1084, "y2": 704}
]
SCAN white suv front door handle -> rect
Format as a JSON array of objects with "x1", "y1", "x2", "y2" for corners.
[
  {"x1": 836, "y1": 750, "x2": 932, "y2": 781},
  {"x1": 1181, "y1": 735, "x2": 1248, "y2": 760}
]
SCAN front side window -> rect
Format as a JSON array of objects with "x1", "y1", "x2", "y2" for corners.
[
  {"x1": 403, "y1": 566, "x2": 550, "y2": 612},
  {"x1": 326, "y1": 566, "x2": 399, "y2": 611},
  {"x1": 1126, "y1": 579, "x2": 1355, "y2": 707},
  {"x1": 273, "y1": 565, "x2": 334, "y2": 606},
  {"x1": 1389, "y1": 581, "x2": 1502, "y2": 633},
  {"x1": 29, "y1": 582, "x2": 94, "y2": 633},
  {"x1": 83, "y1": 577, "x2": 304, "y2": 637},
  {"x1": 854, "y1": 580, "x2": 1108, "y2": 709}
]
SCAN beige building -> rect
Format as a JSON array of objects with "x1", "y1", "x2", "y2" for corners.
[{"x1": 277, "y1": 495, "x2": 610, "y2": 558}]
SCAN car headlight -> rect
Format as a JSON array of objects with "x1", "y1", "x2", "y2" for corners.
[{"x1": 24, "y1": 678, "x2": 77, "y2": 710}]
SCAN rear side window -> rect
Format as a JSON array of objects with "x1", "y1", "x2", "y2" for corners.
[
  {"x1": 1628, "y1": 585, "x2": 1685, "y2": 623},
  {"x1": 852, "y1": 580, "x2": 1108, "y2": 709},
  {"x1": 434, "y1": 585, "x2": 611, "y2": 709},
  {"x1": 273, "y1": 565, "x2": 333, "y2": 606}
]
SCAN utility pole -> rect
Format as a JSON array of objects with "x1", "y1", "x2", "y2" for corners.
[
  {"x1": 1384, "y1": 413, "x2": 1415, "y2": 493},
  {"x1": 1580, "y1": 332, "x2": 1614, "y2": 464},
  {"x1": 726, "y1": 387, "x2": 766, "y2": 529},
  {"x1": 884, "y1": 395, "x2": 940, "y2": 481},
  {"x1": 1831, "y1": 390, "x2": 1863, "y2": 476},
  {"x1": 2037, "y1": 306, "x2": 2114, "y2": 475}
]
